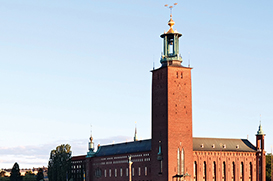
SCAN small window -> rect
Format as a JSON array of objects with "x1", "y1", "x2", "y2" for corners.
[
  {"x1": 181, "y1": 72, "x2": 183, "y2": 78},
  {"x1": 201, "y1": 144, "x2": 204, "y2": 148},
  {"x1": 109, "y1": 169, "x2": 111, "y2": 177},
  {"x1": 176, "y1": 72, "x2": 179, "y2": 78},
  {"x1": 145, "y1": 167, "x2": 147, "y2": 176},
  {"x1": 236, "y1": 145, "x2": 240, "y2": 149},
  {"x1": 126, "y1": 168, "x2": 128, "y2": 176},
  {"x1": 104, "y1": 170, "x2": 107, "y2": 177},
  {"x1": 132, "y1": 167, "x2": 134, "y2": 176},
  {"x1": 223, "y1": 144, "x2": 226, "y2": 149},
  {"x1": 120, "y1": 168, "x2": 122, "y2": 177},
  {"x1": 212, "y1": 144, "x2": 215, "y2": 148},
  {"x1": 138, "y1": 167, "x2": 141, "y2": 176},
  {"x1": 115, "y1": 169, "x2": 117, "y2": 177}
]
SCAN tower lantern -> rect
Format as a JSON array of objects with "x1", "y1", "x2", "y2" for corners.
[{"x1": 160, "y1": 3, "x2": 182, "y2": 66}]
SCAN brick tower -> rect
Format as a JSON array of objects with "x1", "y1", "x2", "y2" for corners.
[
  {"x1": 256, "y1": 122, "x2": 266, "y2": 181},
  {"x1": 151, "y1": 13, "x2": 193, "y2": 181}
]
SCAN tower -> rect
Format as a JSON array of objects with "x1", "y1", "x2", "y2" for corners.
[
  {"x1": 151, "y1": 12, "x2": 193, "y2": 181},
  {"x1": 256, "y1": 122, "x2": 266, "y2": 181}
]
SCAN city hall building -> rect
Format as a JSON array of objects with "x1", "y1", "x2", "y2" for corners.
[{"x1": 71, "y1": 14, "x2": 266, "y2": 181}]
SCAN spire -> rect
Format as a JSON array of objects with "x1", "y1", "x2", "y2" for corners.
[
  {"x1": 89, "y1": 125, "x2": 94, "y2": 151},
  {"x1": 134, "y1": 122, "x2": 138, "y2": 141},
  {"x1": 164, "y1": 3, "x2": 177, "y2": 34},
  {"x1": 256, "y1": 115, "x2": 265, "y2": 135},
  {"x1": 87, "y1": 125, "x2": 96, "y2": 158}
]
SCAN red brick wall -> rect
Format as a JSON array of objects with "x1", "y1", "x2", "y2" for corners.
[
  {"x1": 86, "y1": 151, "x2": 151, "y2": 181},
  {"x1": 193, "y1": 151, "x2": 256, "y2": 181},
  {"x1": 151, "y1": 65, "x2": 193, "y2": 181}
]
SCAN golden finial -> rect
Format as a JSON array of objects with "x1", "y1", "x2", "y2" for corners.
[
  {"x1": 164, "y1": 3, "x2": 178, "y2": 34},
  {"x1": 164, "y1": 3, "x2": 178, "y2": 18}
]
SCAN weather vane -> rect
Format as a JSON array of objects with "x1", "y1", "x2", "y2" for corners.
[{"x1": 164, "y1": 3, "x2": 178, "y2": 18}]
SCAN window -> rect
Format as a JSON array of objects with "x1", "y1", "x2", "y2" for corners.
[
  {"x1": 109, "y1": 169, "x2": 111, "y2": 177},
  {"x1": 213, "y1": 162, "x2": 216, "y2": 181},
  {"x1": 177, "y1": 148, "x2": 180, "y2": 175},
  {"x1": 120, "y1": 168, "x2": 123, "y2": 177},
  {"x1": 181, "y1": 72, "x2": 183, "y2": 78},
  {"x1": 249, "y1": 162, "x2": 252, "y2": 181},
  {"x1": 95, "y1": 168, "x2": 102, "y2": 178},
  {"x1": 240, "y1": 162, "x2": 244, "y2": 181},
  {"x1": 126, "y1": 168, "x2": 128, "y2": 177},
  {"x1": 138, "y1": 167, "x2": 141, "y2": 176},
  {"x1": 222, "y1": 162, "x2": 226, "y2": 181},
  {"x1": 194, "y1": 161, "x2": 197, "y2": 181},
  {"x1": 232, "y1": 162, "x2": 235, "y2": 181},
  {"x1": 168, "y1": 37, "x2": 174, "y2": 55},
  {"x1": 203, "y1": 161, "x2": 206, "y2": 181},
  {"x1": 132, "y1": 167, "x2": 134, "y2": 176},
  {"x1": 115, "y1": 169, "x2": 117, "y2": 177},
  {"x1": 145, "y1": 167, "x2": 147, "y2": 176},
  {"x1": 104, "y1": 169, "x2": 107, "y2": 177},
  {"x1": 181, "y1": 148, "x2": 185, "y2": 175}
]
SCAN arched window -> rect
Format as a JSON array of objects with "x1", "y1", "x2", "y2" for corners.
[
  {"x1": 222, "y1": 162, "x2": 226, "y2": 181},
  {"x1": 240, "y1": 162, "x2": 244, "y2": 181},
  {"x1": 232, "y1": 162, "x2": 236, "y2": 181},
  {"x1": 203, "y1": 161, "x2": 207, "y2": 181},
  {"x1": 95, "y1": 168, "x2": 102, "y2": 178},
  {"x1": 213, "y1": 161, "x2": 216, "y2": 181},
  {"x1": 249, "y1": 162, "x2": 252, "y2": 181},
  {"x1": 177, "y1": 148, "x2": 180, "y2": 175},
  {"x1": 181, "y1": 148, "x2": 185, "y2": 175},
  {"x1": 194, "y1": 161, "x2": 197, "y2": 181}
]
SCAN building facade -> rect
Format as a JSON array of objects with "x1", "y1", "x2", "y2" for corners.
[{"x1": 71, "y1": 15, "x2": 266, "y2": 181}]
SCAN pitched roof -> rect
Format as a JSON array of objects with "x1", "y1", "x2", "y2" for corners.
[
  {"x1": 95, "y1": 139, "x2": 151, "y2": 157},
  {"x1": 93, "y1": 137, "x2": 256, "y2": 158},
  {"x1": 193, "y1": 137, "x2": 256, "y2": 152}
]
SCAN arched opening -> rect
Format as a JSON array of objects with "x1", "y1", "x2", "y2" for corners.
[
  {"x1": 213, "y1": 161, "x2": 216, "y2": 181},
  {"x1": 249, "y1": 162, "x2": 252, "y2": 181},
  {"x1": 177, "y1": 148, "x2": 180, "y2": 175},
  {"x1": 232, "y1": 162, "x2": 235, "y2": 181},
  {"x1": 240, "y1": 162, "x2": 244, "y2": 181},
  {"x1": 203, "y1": 161, "x2": 207, "y2": 181},
  {"x1": 222, "y1": 162, "x2": 226, "y2": 181},
  {"x1": 181, "y1": 148, "x2": 185, "y2": 175},
  {"x1": 194, "y1": 161, "x2": 197, "y2": 181}
]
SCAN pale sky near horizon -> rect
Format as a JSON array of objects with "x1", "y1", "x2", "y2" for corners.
[{"x1": 0, "y1": 0, "x2": 272, "y2": 169}]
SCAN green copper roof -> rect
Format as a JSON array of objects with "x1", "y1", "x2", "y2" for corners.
[{"x1": 256, "y1": 124, "x2": 265, "y2": 135}]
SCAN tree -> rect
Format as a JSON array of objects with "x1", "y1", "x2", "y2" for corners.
[
  {"x1": 48, "y1": 144, "x2": 71, "y2": 181},
  {"x1": 35, "y1": 168, "x2": 44, "y2": 181},
  {"x1": 10, "y1": 162, "x2": 22, "y2": 181},
  {"x1": 266, "y1": 153, "x2": 271, "y2": 181},
  {"x1": 0, "y1": 177, "x2": 9, "y2": 181},
  {"x1": 23, "y1": 171, "x2": 35, "y2": 181}
]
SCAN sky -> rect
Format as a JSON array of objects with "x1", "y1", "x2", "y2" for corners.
[{"x1": 0, "y1": 0, "x2": 272, "y2": 169}]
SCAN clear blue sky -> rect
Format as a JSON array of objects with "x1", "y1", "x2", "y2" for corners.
[{"x1": 0, "y1": 0, "x2": 272, "y2": 169}]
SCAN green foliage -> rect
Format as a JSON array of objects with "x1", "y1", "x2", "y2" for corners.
[
  {"x1": 35, "y1": 168, "x2": 44, "y2": 181},
  {"x1": 0, "y1": 177, "x2": 9, "y2": 181},
  {"x1": 266, "y1": 154, "x2": 271, "y2": 181},
  {"x1": 23, "y1": 172, "x2": 35, "y2": 181},
  {"x1": 10, "y1": 162, "x2": 22, "y2": 181},
  {"x1": 48, "y1": 144, "x2": 72, "y2": 181}
]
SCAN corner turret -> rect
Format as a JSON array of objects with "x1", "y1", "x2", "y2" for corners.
[
  {"x1": 87, "y1": 133, "x2": 96, "y2": 158},
  {"x1": 256, "y1": 120, "x2": 266, "y2": 181}
]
